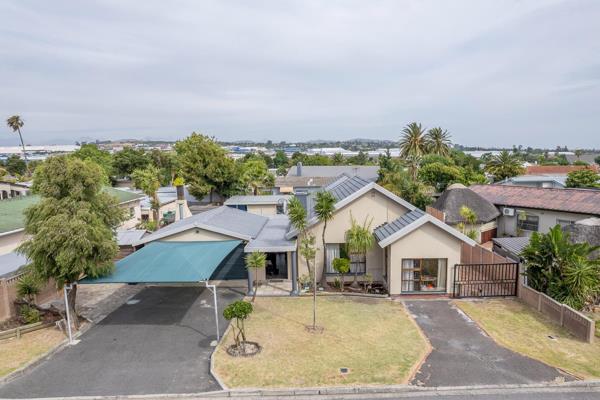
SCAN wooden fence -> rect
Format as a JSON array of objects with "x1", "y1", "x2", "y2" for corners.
[
  {"x1": 0, "y1": 273, "x2": 59, "y2": 321},
  {"x1": 460, "y1": 242, "x2": 512, "y2": 264},
  {"x1": 518, "y1": 284, "x2": 595, "y2": 343}
]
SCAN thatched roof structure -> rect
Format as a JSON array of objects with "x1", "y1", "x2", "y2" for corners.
[{"x1": 432, "y1": 183, "x2": 500, "y2": 224}]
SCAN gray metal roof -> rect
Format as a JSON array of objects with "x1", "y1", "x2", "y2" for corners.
[
  {"x1": 287, "y1": 165, "x2": 379, "y2": 181},
  {"x1": 138, "y1": 206, "x2": 269, "y2": 244},
  {"x1": 374, "y1": 208, "x2": 426, "y2": 242},
  {"x1": 492, "y1": 236, "x2": 530, "y2": 257},
  {"x1": 0, "y1": 252, "x2": 28, "y2": 278},
  {"x1": 116, "y1": 230, "x2": 147, "y2": 246},
  {"x1": 245, "y1": 215, "x2": 296, "y2": 252},
  {"x1": 224, "y1": 195, "x2": 291, "y2": 206},
  {"x1": 326, "y1": 175, "x2": 371, "y2": 202}
]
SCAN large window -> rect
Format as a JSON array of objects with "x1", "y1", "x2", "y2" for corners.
[
  {"x1": 557, "y1": 219, "x2": 575, "y2": 228},
  {"x1": 325, "y1": 244, "x2": 366, "y2": 274},
  {"x1": 517, "y1": 213, "x2": 539, "y2": 232},
  {"x1": 401, "y1": 259, "x2": 447, "y2": 292}
]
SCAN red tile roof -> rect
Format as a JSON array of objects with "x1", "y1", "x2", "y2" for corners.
[
  {"x1": 469, "y1": 185, "x2": 600, "y2": 216},
  {"x1": 525, "y1": 165, "x2": 599, "y2": 175}
]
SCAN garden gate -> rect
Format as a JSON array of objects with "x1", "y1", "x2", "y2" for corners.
[{"x1": 453, "y1": 262, "x2": 519, "y2": 298}]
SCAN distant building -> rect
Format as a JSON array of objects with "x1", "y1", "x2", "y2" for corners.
[
  {"x1": 273, "y1": 163, "x2": 379, "y2": 194},
  {"x1": 0, "y1": 181, "x2": 32, "y2": 199}
]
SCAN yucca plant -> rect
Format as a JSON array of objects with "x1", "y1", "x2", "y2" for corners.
[{"x1": 345, "y1": 214, "x2": 374, "y2": 287}]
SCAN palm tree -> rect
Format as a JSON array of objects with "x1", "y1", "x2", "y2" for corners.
[
  {"x1": 345, "y1": 214, "x2": 374, "y2": 287},
  {"x1": 484, "y1": 150, "x2": 525, "y2": 181},
  {"x1": 425, "y1": 127, "x2": 451, "y2": 156},
  {"x1": 399, "y1": 122, "x2": 427, "y2": 158},
  {"x1": 6, "y1": 115, "x2": 28, "y2": 168},
  {"x1": 459, "y1": 205, "x2": 478, "y2": 241},
  {"x1": 131, "y1": 166, "x2": 162, "y2": 228},
  {"x1": 314, "y1": 191, "x2": 336, "y2": 288},
  {"x1": 574, "y1": 149, "x2": 584, "y2": 161},
  {"x1": 245, "y1": 251, "x2": 266, "y2": 302}
]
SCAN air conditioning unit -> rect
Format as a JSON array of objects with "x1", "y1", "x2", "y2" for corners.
[{"x1": 503, "y1": 207, "x2": 515, "y2": 216}]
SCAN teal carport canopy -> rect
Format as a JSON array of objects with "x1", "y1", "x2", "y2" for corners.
[{"x1": 80, "y1": 240, "x2": 242, "y2": 284}]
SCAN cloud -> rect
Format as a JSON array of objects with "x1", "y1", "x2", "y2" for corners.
[{"x1": 0, "y1": 0, "x2": 599, "y2": 147}]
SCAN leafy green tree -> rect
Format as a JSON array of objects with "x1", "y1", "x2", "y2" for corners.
[
  {"x1": 484, "y1": 150, "x2": 524, "y2": 181},
  {"x1": 379, "y1": 168, "x2": 432, "y2": 210},
  {"x1": 332, "y1": 257, "x2": 350, "y2": 292},
  {"x1": 112, "y1": 147, "x2": 150, "y2": 178},
  {"x1": 131, "y1": 166, "x2": 162, "y2": 227},
  {"x1": 239, "y1": 158, "x2": 274, "y2": 195},
  {"x1": 5, "y1": 154, "x2": 27, "y2": 176},
  {"x1": 72, "y1": 144, "x2": 113, "y2": 182},
  {"x1": 16, "y1": 269, "x2": 41, "y2": 304},
  {"x1": 425, "y1": 127, "x2": 451, "y2": 156},
  {"x1": 149, "y1": 149, "x2": 178, "y2": 185},
  {"x1": 378, "y1": 149, "x2": 399, "y2": 180},
  {"x1": 459, "y1": 205, "x2": 478, "y2": 241},
  {"x1": 347, "y1": 150, "x2": 369, "y2": 165},
  {"x1": 574, "y1": 149, "x2": 584, "y2": 161},
  {"x1": 175, "y1": 133, "x2": 238, "y2": 201},
  {"x1": 314, "y1": 191, "x2": 336, "y2": 288},
  {"x1": 245, "y1": 251, "x2": 266, "y2": 302},
  {"x1": 521, "y1": 225, "x2": 599, "y2": 310},
  {"x1": 399, "y1": 122, "x2": 427, "y2": 158},
  {"x1": 273, "y1": 150, "x2": 288, "y2": 168},
  {"x1": 303, "y1": 154, "x2": 332, "y2": 166},
  {"x1": 0, "y1": 165, "x2": 7, "y2": 179},
  {"x1": 418, "y1": 162, "x2": 465, "y2": 192},
  {"x1": 331, "y1": 153, "x2": 346, "y2": 165},
  {"x1": 6, "y1": 115, "x2": 28, "y2": 168},
  {"x1": 594, "y1": 155, "x2": 600, "y2": 165},
  {"x1": 345, "y1": 214, "x2": 374, "y2": 287},
  {"x1": 223, "y1": 300, "x2": 253, "y2": 351},
  {"x1": 18, "y1": 156, "x2": 123, "y2": 329},
  {"x1": 565, "y1": 169, "x2": 600, "y2": 188},
  {"x1": 420, "y1": 154, "x2": 454, "y2": 166}
]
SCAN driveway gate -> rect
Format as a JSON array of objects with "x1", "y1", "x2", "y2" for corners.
[{"x1": 453, "y1": 263, "x2": 519, "y2": 298}]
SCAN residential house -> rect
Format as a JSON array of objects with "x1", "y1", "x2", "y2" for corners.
[
  {"x1": 470, "y1": 185, "x2": 600, "y2": 237},
  {"x1": 273, "y1": 163, "x2": 379, "y2": 194},
  {"x1": 224, "y1": 195, "x2": 290, "y2": 215},
  {"x1": 564, "y1": 153, "x2": 600, "y2": 165},
  {"x1": 139, "y1": 186, "x2": 192, "y2": 226},
  {"x1": 0, "y1": 187, "x2": 145, "y2": 255},
  {"x1": 430, "y1": 183, "x2": 500, "y2": 243},
  {"x1": 499, "y1": 165, "x2": 600, "y2": 189},
  {"x1": 131, "y1": 175, "x2": 478, "y2": 296}
]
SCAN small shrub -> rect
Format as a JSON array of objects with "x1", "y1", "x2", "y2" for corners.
[
  {"x1": 223, "y1": 300, "x2": 253, "y2": 350},
  {"x1": 332, "y1": 258, "x2": 350, "y2": 292},
  {"x1": 20, "y1": 305, "x2": 41, "y2": 324},
  {"x1": 16, "y1": 272, "x2": 41, "y2": 304},
  {"x1": 332, "y1": 278, "x2": 342, "y2": 289}
]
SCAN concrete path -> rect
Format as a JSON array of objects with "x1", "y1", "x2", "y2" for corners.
[
  {"x1": 405, "y1": 300, "x2": 572, "y2": 387},
  {"x1": 0, "y1": 286, "x2": 244, "y2": 398}
]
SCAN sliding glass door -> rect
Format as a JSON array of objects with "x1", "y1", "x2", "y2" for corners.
[{"x1": 401, "y1": 259, "x2": 447, "y2": 293}]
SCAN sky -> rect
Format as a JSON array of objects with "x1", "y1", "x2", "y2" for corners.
[{"x1": 1, "y1": 0, "x2": 599, "y2": 148}]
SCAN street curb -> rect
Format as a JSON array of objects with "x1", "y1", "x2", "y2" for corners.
[
  {"x1": 6, "y1": 380, "x2": 600, "y2": 400},
  {"x1": 209, "y1": 323, "x2": 233, "y2": 391},
  {"x1": 0, "y1": 320, "x2": 92, "y2": 386}
]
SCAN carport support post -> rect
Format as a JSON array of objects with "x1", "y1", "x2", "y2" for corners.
[
  {"x1": 63, "y1": 284, "x2": 74, "y2": 345},
  {"x1": 204, "y1": 281, "x2": 220, "y2": 341}
]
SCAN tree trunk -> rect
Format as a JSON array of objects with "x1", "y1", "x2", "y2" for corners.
[
  {"x1": 340, "y1": 273, "x2": 344, "y2": 292},
  {"x1": 351, "y1": 253, "x2": 359, "y2": 288},
  {"x1": 320, "y1": 220, "x2": 328, "y2": 289},
  {"x1": 66, "y1": 283, "x2": 80, "y2": 330},
  {"x1": 252, "y1": 270, "x2": 258, "y2": 303},
  {"x1": 17, "y1": 128, "x2": 29, "y2": 172},
  {"x1": 312, "y1": 260, "x2": 317, "y2": 329}
]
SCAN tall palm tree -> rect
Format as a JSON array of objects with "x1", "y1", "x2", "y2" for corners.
[
  {"x1": 484, "y1": 150, "x2": 525, "y2": 182},
  {"x1": 345, "y1": 214, "x2": 374, "y2": 287},
  {"x1": 314, "y1": 191, "x2": 336, "y2": 288},
  {"x1": 425, "y1": 127, "x2": 452, "y2": 156},
  {"x1": 6, "y1": 115, "x2": 28, "y2": 168},
  {"x1": 245, "y1": 251, "x2": 266, "y2": 302},
  {"x1": 399, "y1": 122, "x2": 427, "y2": 158}
]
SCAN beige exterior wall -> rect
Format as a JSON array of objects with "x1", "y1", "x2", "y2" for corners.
[
  {"x1": 160, "y1": 227, "x2": 238, "y2": 242},
  {"x1": 247, "y1": 204, "x2": 278, "y2": 216},
  {"x1": 386, "y1": 222, "x2": 463, "y2": 295},
  {"x1": 0, "y1": 230, "x2": 25, "y2": 255},
  {"x1": 303, "y1": 189, "x2": 410, "y2": 282},
  {"x1": 498, "y1": 207, "x2": 593, "y2": 237},
  {"x1": 143, "y1": 200, "x2": 192, "y2": 223},
  {"x1": 120, "y1": 200, "x2": 142, "y2": 230}
]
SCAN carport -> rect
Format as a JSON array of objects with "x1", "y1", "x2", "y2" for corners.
[{"x1": 75, "y1": 240, "x2": 242, "y2": 343}]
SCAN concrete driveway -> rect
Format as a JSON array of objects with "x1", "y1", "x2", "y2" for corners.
[
  {"x1": 0, "y1": 286, "x2": 244, "y2": 398},
  {"x1": 405, "y1": 300, "x2": 572, "y2": 387}
]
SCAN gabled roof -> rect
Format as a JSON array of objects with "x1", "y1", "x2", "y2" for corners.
[
  {"x1": 244, "y1": 215, "x2": 296, "y2": 252},
  {"x1": 104, "y1": 187, "x2": 145, "y2": 204},
  {"x1": 374, "y1": 209, "x2": 477, "y2": 248},
  {"x1": 492, "y1": 236, "x2": 530, "y2": 258},
  {"x1": 432, "y1": 183, "x2": 500, "y2": 224},
  {"x1": 116, "y1": 230, "x2": 148, "y2": 246},
  {"x1": 274, "y1": 175, "x2": 336, "y2": 188},
  {"x1": 286, "y1": 165, "x2": 379, "y2": 181},
  {"x1": 225, "y1": 195, "x2": 291, "y2": 206},
  {"x1": 501, "y1": 175, "x2": 567, "y2": 187},
  {"x1": 135, "y1": 206, "x2": 269, "y2": 245},
  {"x1": 470, "y1": 185, "x2": 600, "y2": 216},
  {"x1": 285, "y1": 176, "x2": 416, "y2": 240}
]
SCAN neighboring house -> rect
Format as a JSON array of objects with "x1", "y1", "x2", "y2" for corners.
[
  {"x1": 139, "y1": 186, "x2": 192, "y2": 226},
  {"x1": 564, "y1": 153, "x2": 600, "y2": 165},
  {"x1": 0, "y1": 181, "x2": 32, "y2": 199},
  {"x1": 470, "y1": 185, "x2": 600, "y2": 237},
  {"x1": 491, "y1": 236, "x2": 530, "y2": 261},
  {"x1": 116, "y1": 229, "x2": 147, "y2": 259},
  {"x1": 273, "y1": 163, "x2": 379, "y2": 194},
  {"x1": 224, "y1": 195, "x2": 290, "y2": 215},
  {"x1": 127, "y1": 174, "x2": 479, "y2": 296},
  {"x1": 0, "y1": 187, "x2": 144, "y2": 255},
  {"x1": 525, "y1": 165, "x2": 599, "y2": 174},
  {"x1": 430, "y1": 183, "x2": 500, "y2": 243},
  {"x1": 500, "y1": 175, "x2": 567, "y2": 189}
]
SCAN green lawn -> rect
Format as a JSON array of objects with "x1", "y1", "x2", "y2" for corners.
[
  {"x1": 213, "y1": 297, "x2": 429, "y2": 388},
  {"x1": 456, "y1": 299, "x2": 600, "y2": 379}
]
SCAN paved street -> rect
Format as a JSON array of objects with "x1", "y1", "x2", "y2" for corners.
[
  {"x1": 405, "y1": 300, "x2": 571, "y2": 387},
  {"x1": 0, "y1": 286, "x2": 244, "y2": 398}
]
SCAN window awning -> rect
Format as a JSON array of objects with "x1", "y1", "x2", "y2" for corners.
[{"x1": 80, "y1": 240, "x2": 242, "y2": 284}]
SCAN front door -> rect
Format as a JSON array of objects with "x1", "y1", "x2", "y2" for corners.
[{"x1": 266, "y1": 252, "x2": 288, "y2": 280}]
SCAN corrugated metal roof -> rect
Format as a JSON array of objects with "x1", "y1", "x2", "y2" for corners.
[
  {"x1": 492, "y1": 236, "x2": 530, "y2": 257},
  {"x1": 286, "y1": 165, "x2": 379, "y2": 181},
  {"x1": 326, "y1": 175, "x2": 371, "y2": 202},
  {"x1": 245, "y1": 215, "x2": 296, "y2": 252},
  {"x1": 80, "y1": 240, "x2": 241, "y2": 284},
  {"x1": 374, "y1": 208, "x2": 426, "y2": 242},
  {"x1": 224, "y1": 195, "x2": 291, "y2": 206},
  {"x1": 470, "y1": 185, "x2": 600, "y2": 216},
  {"x1": 116, "y1": 230, "x2": 147, "y2": 246}
]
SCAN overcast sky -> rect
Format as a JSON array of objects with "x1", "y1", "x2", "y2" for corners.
[{"x1": 1, "y1": 1, "x2": 599, "y2": 148}]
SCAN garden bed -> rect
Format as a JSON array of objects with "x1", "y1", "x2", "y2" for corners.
[{"x1": 213, "y1": 296, "x2": 428, "y2": 388}]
